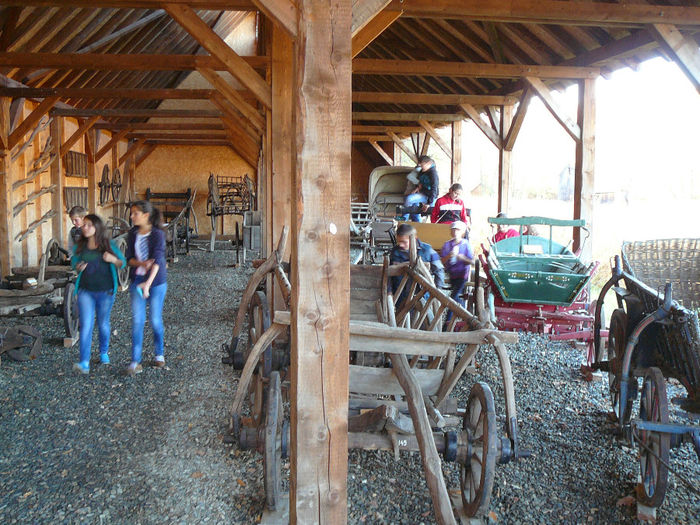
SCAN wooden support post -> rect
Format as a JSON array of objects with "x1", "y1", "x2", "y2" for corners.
[
  {"x1": 290, "y1": 0, "x2": 350, "y2": 522},
  {"x1": 451, "y1": 119, "x2": 462, "y2": 186},
  {"x1": 498, "y1": 105, "x2": 513, "y2": 214},
  {"x1": 85, "y1": 128, "x2": 97, "y2": 212},
  {"x1": 111, "y1": 140, "x2": 119, "y2": 216},
  {"x1": 49, "y1": 115, "x2": 64, "y2": 244},
  {"x1": 0, "y1": 97, "x2": 14, "y2": 276},
  {"x1": 573, "y1": 78, "x2": 595, "y2": 259}
]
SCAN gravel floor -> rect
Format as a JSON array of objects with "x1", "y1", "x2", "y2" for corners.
[{"x1": 1, "y1": 248, "x2": 698, "y2": 524}]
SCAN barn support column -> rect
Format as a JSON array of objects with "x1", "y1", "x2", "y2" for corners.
[
  {"x1": 49, "y1": 115, "x2": 64, "y2": 245},
  {"x1": 451, "y1": 119, "x2": 462, "y2": 186},
  {"x1": 0, "y1": 97, "x2": 15, "y2": 277},
  {"x1": 498, "y1": 104, "x2": 513, "y2": 213},
  {"x1": 85, "y1": 129, "x2": 97, "y2": 213},
  {"x1": 290, "y1": 0, "x2": 351, "y2": 522},
  {"x1": 573, "y1": 78, "x2": 595, "y2": 259}
]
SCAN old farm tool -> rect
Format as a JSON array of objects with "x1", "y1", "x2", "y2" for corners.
[
  {"x1": 591, "y1": 239, "x2": 700, "y2": 511},
  {"x1": 477, "y1": 216, "x2": 605, "y2": 364},
  {"x1": 1, "y1": 238, "x2": 79, "y2": 341},
  {"x1": 0, "y1": 325, "x2": 42, "y2": 365},
  {"x1": 207, "y1": 173, "x2": 255, "y2": 253},
  {"x1": 226, "y1": 229, "x2": 528, "y2": 521}
]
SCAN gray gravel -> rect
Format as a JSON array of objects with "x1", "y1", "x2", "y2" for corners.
[{"x1": 1, "y1": 248, "x2": 698, "y2": 524}]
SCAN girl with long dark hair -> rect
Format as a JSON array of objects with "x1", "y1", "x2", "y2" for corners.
[
  {"x1": 124, "y1": 200, "x2": 168, "y2": 375},
  {"x1": 70, "y1": 214, "x2": 127, "y2": 374}
]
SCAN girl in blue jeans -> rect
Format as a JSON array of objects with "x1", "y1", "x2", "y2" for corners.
[
  {"x1": 124, "y1": 200, "x2": 168, "y2": 375},
  {"x1": 71, "y1": 214, "x2": 127, "y2": 374}
]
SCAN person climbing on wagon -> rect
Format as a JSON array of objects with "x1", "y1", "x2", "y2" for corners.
[
  {"x1": 431, "y1": 183, "x2": 471, "y2": 231},
  {"x1": 389, "y1": 223, "x2": 445, "y2": 302},
  {"x1": 70, "y1": 214, "x2": 127, "y2": 374},
  {"x1": 124, "y1": 200, "x2": 168, "y2": 376},
  {"x1": 401, "y1": 156, "x2": 439, "y2": 222},
  {"x1": 440, "y1": 221, "x2": 474, "y2": 317}
]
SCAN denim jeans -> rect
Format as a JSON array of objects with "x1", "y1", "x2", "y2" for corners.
[
  {"x1": 402, "y1": 192, "x2": 429, "y2": 221},
  {"x1": 77, "y1": 290, "x2": 115, "y2": 363},
  {"x1": 130, "y1": 282, "x2": 167, "y2": 363},
  {"x1": 446, "y1": 277, "x2": 467, "y2": 323}
]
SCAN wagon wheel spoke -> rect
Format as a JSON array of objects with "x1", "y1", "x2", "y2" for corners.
[
  {"x1": 111, "y1": 168, "x2": 122, "y2": 202},
  {"x1": 607, "y1": 309, "x2": 635, "y2": 424},
  {"x1": 63, "y1": 282, "x2": 79, "y2": 339},
  {"x1": 460, "y1": 382, "x2": 497, "y2": 518},
  {"x1": 98, "y1": 165, "x2": 110, "y2": 206},
  {"x1": 637, "y1": 367, "x2": 670, "y2": 507}
]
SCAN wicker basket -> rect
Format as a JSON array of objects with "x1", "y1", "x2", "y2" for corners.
[{"x1": 622, "y1": 238, "x2": 700, "y2": 310}]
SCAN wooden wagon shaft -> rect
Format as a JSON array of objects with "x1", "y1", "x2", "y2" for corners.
[
  {"x1": 388, "y1": 352, "x2": 455, "y2": 524},
  {"x1": 227, "y1": 226, "x2": 289, "y2": 350},
  {"x1": 12, "y1": 185, "x2": 56, "y2": 217}
]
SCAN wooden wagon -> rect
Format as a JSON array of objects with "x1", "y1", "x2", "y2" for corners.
[
  {"x1": 145, "y1": 187, "x2": 196, "y2": 260},
  {"x1": 224, "y1": 228, "x2": 528, "y2": 521}
]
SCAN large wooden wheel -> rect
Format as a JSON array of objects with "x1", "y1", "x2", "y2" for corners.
[
  {"x1": 607, "y1": 309, "x2": 635, "y2": 424},
  {"x1": 637, "y1": 367, "x2": 670, "y2": 507},
  {"x1": 264, "y1": 371, "x2": 284, "y2": 510},
  {"x1": 62, "y1": 282, "x2": 79, "y2": 339},
  {"x1": 115, "y1": 236, "x2": 130, "y2": 291},
  {"x1": 98, "y1": 164, "x2": 110, "y2": 205},
  {"x1": 244, "y1": 291, "x2": 272, "y2": 428},
  {"x1": 460, "y1": 382, "x2": 498, "y2": 517},
  {"x1": 111, "y1": 168, "x2": 122, "y2": 202}
]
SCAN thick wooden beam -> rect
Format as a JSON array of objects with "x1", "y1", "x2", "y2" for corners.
[
  {"x1": 99, "y1": 122, "x2": 225, "y2": 131},
  {"x1": 369, "y1": 140, "x2": 393, "y2": 165},
  {"x1": 352, "y1": 124, "x2": 422, "y2": 133},
  {"x1": 419, "y1": 132, "x2": 430, "y2": 157},
  {"x1": 451, "y1": 119, "x2": 462, "y2": 186},
  {"x1": 95, "y1": 129, "x2": 129, "y2": 162},
  {"x1": 498, "y1": 105, "x2": 513, "y2": 214},
  {"x1": 0, "y1": 97, "x2": 14, "y2": 276},
  {"x1": 253, "y1": 0, "x2": 297, "y2": 39},
  {"x1": 460, "y1": 103, "x2": 502, "y2": 148},
  {"x1": 353, "y1": 58, "x2": 600, "y2": 79},
  {"x1": 524, "y1": 76, "x2": 581, "y2": 142},
  {"x1": 52, "y1": 108, "x2": 222, "y2": 118},
  {"x1": 50, "y1": 117, "x2": 64, "y2": 244},
  {"x1": 504, "y1": 88, "x2": 531, "y2": 151},
  {"x1": 383, "y1": 0, "x2": 700, "y2": 26},
  {"x1": 652, "y1": 24, "x2": 700, "y2": 92},
  {"x1": 352, "y1": 134, "x2": 390, "y2": 141},
  {"x1": 145, "y1": 139, "x2": 235, "y2": 146},
  {"x1": 2, "y1": 1, "x2": 256, "y2": 9},
  {"x1": 388, "y1": 131, "x2": 417, "y2": 163},
  {"x1": 0, "y1": 87, "x2": 218, "y2": 100},
  {"x1": 352, "y1": 0, "x2": 391, "y2": 34},
  {"x1": 199, "y1": 67, "x2": 265, "y2": 132},
  {"x1": 354, "y1": 111, "x2": 462, "y2": 121},
  {"x1": 60, "y1": 116, "x2": 99, "y2": 158},
  {"x1": 352, "y1": 8, "x2": 401, "y2": 58},
  {"x1": 118, "y1": 139, "x2": 145, "y2": 166},
  {"x1": 352, "y1": 91, "x2": 517, "y2": 105},
  {"x1": 210, "y1": 93, "x2": 262, "y2": 146},
  {"x1": 573, "y1": 79, "x2": 595, "y2": 258},
  {"x1": 135, "y1": 143, "x2": 156, "y2": 169},
  {"x1": 291, "y1": 0, "x2": 350, "y2": 521},
  {"x1": 418, "y1": 120, "x2": 451, "y2": 158},
  {"x1": 217, "y1": 117, "x2": 260, "y2": 166},
  {"x1": 164, "y1": 4, "x2": 272, "y2": 108},
  {"x1": 0, "y1": 96, "x2": 10, "y2": 151},
  {"x1": 270, "y1": 25, "x2": 294, "y2": 265},
  {"x1": 0, "y1": 52, "x2": 269, "y2": 70},
  {"x1": 8, "y1": 97, "x2": 59, "y2": 150},
  {"x1": 85, "y1": 129, "x2": 97, "y2": 211}
]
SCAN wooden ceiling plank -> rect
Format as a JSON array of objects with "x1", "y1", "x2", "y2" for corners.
[
  {"x1": 60, "y1": 115, "x2": 100, "y2": 157},
  {"x1": 352, "y1": 0, "x2": 391, "y2": 34},
  {"x1": 388, "y1": 130, "x2": 417, "y2": 163},
  {"x1": 459, "y1": 103, "x2": 502, "y2": 148},
  {"x1": 354, "y1": 111, "x2": 462, "y2": 121},
  {"x1": 5, "y1": 7, "x2": 57, "y2": 52},
  {"x1": 53, "y1": 107, "x2": 222, "y2": 118},
  {"x1": 7, "y1": 95, "x2": 58, "y2": 149},
  {"x1": 352, "y1": 124, "x2": 422, "y2": 133},
  {"x1": 0, "y1": 7, "x2": 22, "y2": 53},
  {"x1": 101, "y1": 122, "x2": 225, "y2": 130},
  {"x1": 352, "y1": 92, "x2": 516, "y2": 105},
  {"x1": 382, "y1": 1, "x2": 700, "y2": 26},
  {"x1": 418, "y1": 119, "x2": 451, "y2": 158},
  {"x1": 0, "y1": 52, "x2": 269, "y2": 71},
  {"x1": 433, "y1": 20, "x2": 494, "y2": 64},
  {"x1": 353, "y1": 59, "x2": 600, "y2": 79},
  {"x1": 560, "y1": 25, "x2": 601, "y2": 52},
  {"x1": 352, "y1": 9, "x2": 401, "y2": 58},
  {"x1": 198, "y1": 67, "x2": 265, "y2": 131},
  {"x1": 95, "y1": 128, "x2": 129, "y2": 162},
  {"x1": 368, "y1": 139, "x2": 393, "y2": 164},
  {"x1": 652, "y1": 23, "x2": 700, "y2": 92},
  {"x1": 524, "y1": 23, "x2": 576, "y2": 61},
  {"x1": 503, "y1": 88, "x2": 531, "y2": 151},
  {"x1": 252, "y1": 0, "x2": 297, "y2": 39},
  {"x1": 523, "y1": 76, "x2": 580, "y2": 142},
  {"x1": 497, "y1": 23, "x2": 552, "y2": 65},
  {"x1": 127, "y1": 131, "x2": 227, "y2": 139},
  {"x1": 79, "y1": 9, "x2": 166, "y2": 53},
  {"x1": 164, "y1": 3, "x2": 271, "y2": 108},
  {"x1": 0, "y1": 87, "x2": 218, "y2": 100},
  {"x1": 484, "y1": 22, "x2": 505, "y2": 63}
]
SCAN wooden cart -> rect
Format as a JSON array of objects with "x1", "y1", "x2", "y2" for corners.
[
  {"x1": 145, "y1": 187, "x2": 196, "y2": 260},
  {"x1": 225, "y1": 228, "x2": 528, "y2": 521}
]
